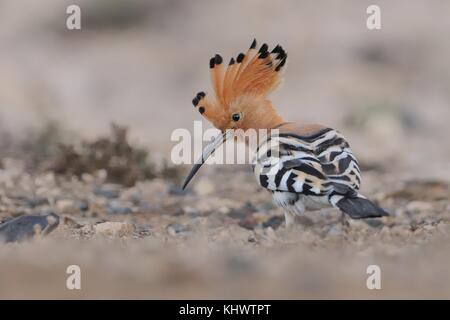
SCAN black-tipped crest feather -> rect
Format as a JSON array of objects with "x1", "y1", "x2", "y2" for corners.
[{"x1": 214, "y1": 54, "x2": 223, "y2": 65}]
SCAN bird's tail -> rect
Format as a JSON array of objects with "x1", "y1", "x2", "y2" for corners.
[{"x1": 334, "y1": 194, "x2": 389, "y2": 219}]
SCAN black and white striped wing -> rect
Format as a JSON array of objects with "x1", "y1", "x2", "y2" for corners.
[
  {"x1": 253, "y1": 128, "x2": 361, "y2": 198},
  {"x1": 312, "y1": 129, "x2": 361, "y2": 194}
]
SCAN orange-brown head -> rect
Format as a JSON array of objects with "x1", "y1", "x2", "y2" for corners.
[
  {"x1": 183, "y1": 39, "x2": 288, "y2": 189},
  {"x1": 192, "y1": 39, "x2": 287, "y2": 132}
]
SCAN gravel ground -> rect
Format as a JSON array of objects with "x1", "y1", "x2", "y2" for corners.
[{"x1": 1, "y1": 159, "x2": 449, "y2": 299}]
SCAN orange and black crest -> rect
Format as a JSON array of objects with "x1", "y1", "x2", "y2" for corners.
[{"x1": 192, "y1": 39, "x2": 287, "y2": 130}]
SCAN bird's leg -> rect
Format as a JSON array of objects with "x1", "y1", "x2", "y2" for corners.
[
  {"x1": 284, "y1": 210, "x2": 297, "y2": 229},
  {"x1": 284, "y1": 200, "x2": 306, "y2": 230},
  {"x1": 340, "y1": 211, "x2": 350, "y2": 230}
]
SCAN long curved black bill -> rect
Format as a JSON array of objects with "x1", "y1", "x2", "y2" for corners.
[{"x1": 182, "y1": 130, "x2": 232, "y2": 190}]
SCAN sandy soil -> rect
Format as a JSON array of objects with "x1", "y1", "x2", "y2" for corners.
[{"x1": 1, "y1": 161, "x2": 449, "y2": 299}]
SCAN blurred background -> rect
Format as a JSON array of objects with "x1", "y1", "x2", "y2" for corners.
[
  {"x1": 1, "y1": 0, "x2": 449, "y2": 176},
  {"x1": 0, "y1": 0, "x2": 450, "y2": 299}
]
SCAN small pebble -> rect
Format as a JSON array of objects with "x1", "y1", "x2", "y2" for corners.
[
  {"x1": 56, "y1": 199, "x2": 76, "y2": 213},
  {"x1": 93, "y1": 184, "x2": 121, "y2": 199},
  {"x1": 193, "y1": 178, "x2": 215, "y2": 196},
  {"x1": 406, "y1": 201, "x2": 433, "y2": 212},
  {"x1": 168, "y1": 185, "x2": 188, "y2": 196},
  {"x1": 94, "y1": 222, "x2": 135, "y2": 237},
  {"x1": 78, "y1": 200, "x2": 89, "y2": 211},
  {"x1": 107, "y1": 201, "x2": 133, "y2": 215},
  {"x1": 166, "y1": 223, "x2": 190, "y2": 236},
  {"x1": 135, "y1": 224, "x2": 152, "y2": 237},
  {"x1": 263, "y1": 216, "x2": 284, "y2": 230},
  {"x1": 26, "y1": 197, "x2": 49, "y2": 208}
]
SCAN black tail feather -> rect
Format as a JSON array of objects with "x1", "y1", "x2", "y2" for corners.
[{"x1": 336, "y1": 197, "x2": 389, "y2": 219}]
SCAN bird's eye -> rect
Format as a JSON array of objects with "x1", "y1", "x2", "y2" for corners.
[{"x1": 232, "y1": 113, "x2": 241, "y2": 122}]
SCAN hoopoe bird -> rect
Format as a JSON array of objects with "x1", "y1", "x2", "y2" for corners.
[{"x1": 183, "y1": 39, "x2": 388, "y2": 227}]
